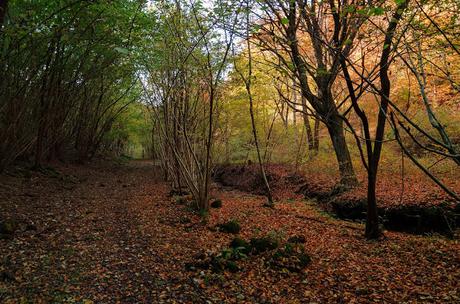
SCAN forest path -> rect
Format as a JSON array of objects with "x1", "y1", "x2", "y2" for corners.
[
  {"x1": 0, "y1": 161, "x2": 210, "y2": 302},
  {"x1": 1, "y1": 161, "x2": 459, "y2": 303}
]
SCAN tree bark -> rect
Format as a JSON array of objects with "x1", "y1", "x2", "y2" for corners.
[
  {"x1": 364, "y1": 0, "x2": 409, "y2": 239},
  {"x1": 300, "y1": 95, "x2": 314, "y2": 151},
  {"x1": 326, "y1": 113, "x2": 357, "y2": 188},
  {"x1": 313, "y1": 117, "x2": 320, "y2": 151},
  {"x1": 285, "y1": 0, "x2": 357, "y2": 187},
  {"x1": 365, "y1": 171, "x2": 379, "y2": 238}
]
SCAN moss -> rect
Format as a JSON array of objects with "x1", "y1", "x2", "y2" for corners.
[
  {"x1": 225, "y1": 260, "x2": 240, "y2": 273},
  {"x1": 210, "y1": 199, "x2": 222, "y2": 208},
  {"x1": 217, "y1": 220, "x2": 241, "y2": 234},
  {"x1": 271, "y1": 243, "x2": 311, "y2": 272},
  {"x1": 250, "y1": 236, "x2": 279, "y2": 253},
  {"x1": 230, "y1": 238, "x2": 251, "y2": 254}
]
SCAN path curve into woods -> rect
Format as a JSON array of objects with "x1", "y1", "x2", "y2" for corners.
[{"x1": 0, "y1": 161, "x2": 459, "y2": 303}]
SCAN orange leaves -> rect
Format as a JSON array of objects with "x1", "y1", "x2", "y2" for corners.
[{"x1": 0, "y1": 160, "x2": 459, "y2": 303}]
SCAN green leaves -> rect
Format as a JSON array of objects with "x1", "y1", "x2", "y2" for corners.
[
  {"x1": 343, "y1": 4, "x2": 356, "y2": 14},
  {"x1": 252, "y1": 24, "x2": 261, "y2": 33},
  {"x1": 280, "y1": 17, "x2": 289, "y2": 25},
  {"x1": 114, "y1": 47, "x2": 129, "y2": 55},
  {"x1": 370, "y1": 7, "x2": 385, "y2": 16},
  {"x1": 356, "y1": 6, "x2": 385, "y2": 16}
]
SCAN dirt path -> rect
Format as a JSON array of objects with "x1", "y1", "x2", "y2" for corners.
[{"x1": 1, "y1": 161, "x2": 459, "y2": 303}]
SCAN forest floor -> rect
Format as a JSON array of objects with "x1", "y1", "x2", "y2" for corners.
[{"x1": 0, "y1": 160, "x2": 459, "y2": 303}]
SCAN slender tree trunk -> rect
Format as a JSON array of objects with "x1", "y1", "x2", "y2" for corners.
[
  {"x1": 301, "y1": 95, "x2": 314, "y2": 151},
  {"x1": 243, "y1": 0, "x2": 273, "y2": 205},
  {"x1": 412, "y1": 40, "x2": 460, "y2": 165},
  {"x1": 364, "y1": 0, "x2": 409, "y2": 239},
  {"x1": 326, "y1": 114, "x2": 357, "y2": 188},
  {"x1": 313, "y1": 117, "x2": 320, "y2": 151},
  {"x1": 365, "y1": 170, "x2": 379, "y2": 237}
]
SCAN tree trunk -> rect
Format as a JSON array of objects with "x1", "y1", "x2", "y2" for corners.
[
  {"x1": 285, "y1": 1, "x2": 356, "y2": 187},
  {"x1": 300, "y1": 95, "x2": 314, "y2": 151},
  {"x1": 363, "y1": 0, "x2": 409, "y2": 239},
  {"x1": 326, "y1": 114, "x2": 357, "y2": 188},
  {"x1": 365, "y1": 171, "x2": 380, "y2": 238},
  {"x1": 313, "y1": 117, "x2": 320, "y2": 151}
]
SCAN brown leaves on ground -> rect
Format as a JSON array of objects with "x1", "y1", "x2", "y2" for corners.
[
  {"x1": 215, "y1": 163, "x2": 460, "y2": 209},
  {"x1": 0, "y1": 161, "x2": 459, "y2": 303}
]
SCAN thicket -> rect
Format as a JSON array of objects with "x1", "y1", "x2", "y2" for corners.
[{"x1": 0, "y1": 0, "x2": 152, "y2": 169}]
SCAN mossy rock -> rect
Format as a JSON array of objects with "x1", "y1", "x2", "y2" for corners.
[
  {"x1": 229, "y1": 237, "x2": 251, "y2": 254},
  {"x1": 217, "y1": 220, "x2": 241, "y2": 234},
  {"x1": 210, "y1": 255, "x2": 242, "y2": 273},
  {"x1": 271, "y1": 243, "x2": 311, "y2": 272},
  {"x1": 250, "y1": 236, "x2": 279, "y2": 254},
  {"x1": 210, "y1": 199, "x2": 222, "y2": 208}
]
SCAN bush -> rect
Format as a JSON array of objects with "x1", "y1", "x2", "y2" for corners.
[
  {"x1": 217, "y1": 220, "x2": 241, "y2": 234},
  {"x1": 211, "y1": 199, "x2": 223, "y2": 208}
]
